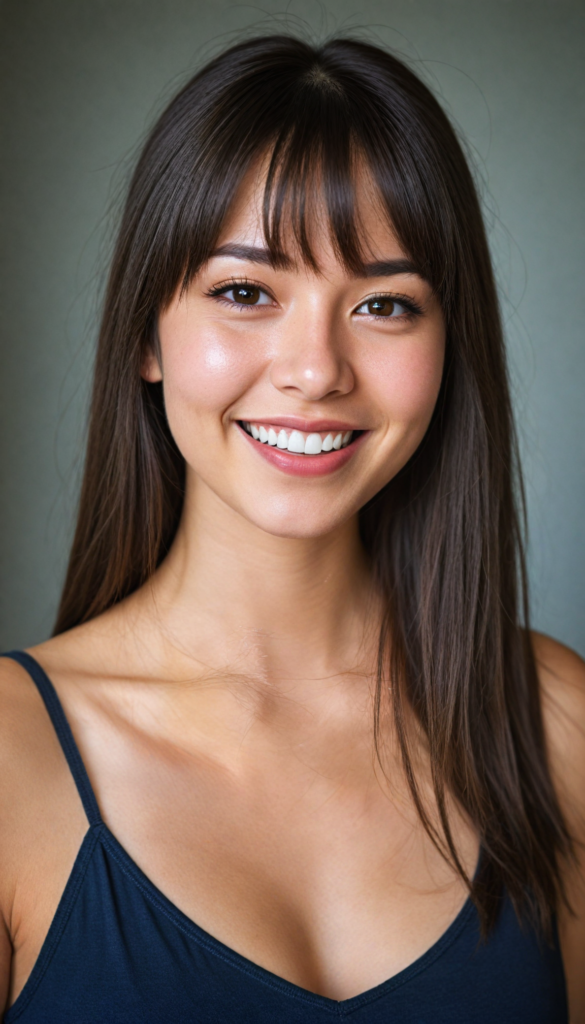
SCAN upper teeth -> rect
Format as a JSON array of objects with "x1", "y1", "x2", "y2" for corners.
[{"x1": 242, "y1": 423, "x2": 354, "y2": 455}]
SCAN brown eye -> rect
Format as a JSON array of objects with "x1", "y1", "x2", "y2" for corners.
[
  {"x1": 232, "y1": 285, "x2": 261, "y2": 304},
  {"x1": 210, "y1": 282, "x2": 273, "y2": 308},
  {"x1": 366, "y1": 298, "x2": 395, "y2": 317}
]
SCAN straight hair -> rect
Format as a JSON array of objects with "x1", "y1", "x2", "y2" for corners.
[{"x1": 54, "y1": 34, "x2": 572, "y2": 934}]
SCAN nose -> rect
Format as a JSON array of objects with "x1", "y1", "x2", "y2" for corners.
[{"x1": 269, "y1": 304, "x2": 355, "y2": 401}]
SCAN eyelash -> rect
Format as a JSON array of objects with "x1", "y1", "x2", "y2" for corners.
[{"x1": 206, "y1": 278, "x2": 424, "y2": 321}]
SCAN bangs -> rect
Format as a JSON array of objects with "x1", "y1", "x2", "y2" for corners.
[
  {"x1": 159, "y1": 37, "x2": 457, "y2": 308},
  {"x1": 261, "y1": 88, "x2": 370, "y2": 275}
]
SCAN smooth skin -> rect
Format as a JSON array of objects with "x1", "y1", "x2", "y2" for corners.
[{"x1": 0, "y1": 169, "x2": 584, "y2": 1019}]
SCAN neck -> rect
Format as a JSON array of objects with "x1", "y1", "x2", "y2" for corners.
[{"x1": 138, "y1": 477, "x2": 378, "y2": 692}]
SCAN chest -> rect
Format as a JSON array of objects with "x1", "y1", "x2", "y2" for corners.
[
  {"x1": 14, "y1": 686, "x2": 478, "y2": 1004},
  {"x1": 82, "y1": 731, "x2": 478, "y2": 999}
]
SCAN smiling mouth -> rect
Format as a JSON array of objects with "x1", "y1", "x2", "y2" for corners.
[{"x1": 239, "y1": 422, "x2": 361, "y2": 456}]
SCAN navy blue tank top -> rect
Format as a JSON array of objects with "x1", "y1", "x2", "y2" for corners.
[{"x1": 2, "y1": 650, "x2": 569, "y2": 1023}]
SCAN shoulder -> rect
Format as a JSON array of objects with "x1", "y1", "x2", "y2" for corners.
[
  {"x1": 0, "y1": 657, "x2": 57, "y2": 928},
  {"x1": 0, "y1": 651, "x2": 87, "y2": 909},
  {"x1": 531, "y1": 632, "x2": 585, "y2": 1019},
  {"x1": 0, "y1": 654, "x2": 60, "y2": 807},
  {"x1": 531, "y1": 631, "x2": 585, "y2": 809},
  {"x1": 0, "y1": 648, "x2": 83, "y2": 827},
  {"x1": 0, "y1": 650, "x2": 91, "y2": 1012},
  {"x1": 533, "y1": 630, "x2": 585, "y2": 696}
]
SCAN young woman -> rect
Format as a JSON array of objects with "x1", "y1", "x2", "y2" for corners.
[{"x1": 0, "y1": 35, "x2": 583, "y2": 1023}]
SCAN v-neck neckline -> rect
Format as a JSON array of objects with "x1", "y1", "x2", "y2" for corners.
[
  {"x1": 98, "y1": 821, "x2": 479, "y2": 1014},
  {"x1": 4, "y1": 649, "x2": 481, "y2": 1018}
]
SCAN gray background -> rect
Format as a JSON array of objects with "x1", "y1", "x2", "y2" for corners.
[{"x1": 0, "y1": 0, "x2": 583, "y2": 653}]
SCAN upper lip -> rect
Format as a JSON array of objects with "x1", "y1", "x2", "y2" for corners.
[{"x1": 236, "y1": 416, "x2": 366, "y2": 433}]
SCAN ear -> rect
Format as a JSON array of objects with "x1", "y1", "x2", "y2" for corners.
[{"x1": 141, "y1": 347, "x2": 163, "y2": 383}]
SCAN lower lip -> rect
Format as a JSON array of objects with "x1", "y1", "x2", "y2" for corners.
[{"x1": 237, "y1": 424, "x2": 368, "y2": 477}]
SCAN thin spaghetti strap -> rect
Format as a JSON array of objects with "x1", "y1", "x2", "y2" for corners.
[{"x1": 1, "y1": 650, "x2": 102, "y2": 828}]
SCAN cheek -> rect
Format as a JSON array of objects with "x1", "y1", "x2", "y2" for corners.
[
  {"x1": 366, "y1": 333, "x2": 445, "y2": 429},
  {"x1": 161, "y1": 324, "x2": 260, "y2": 425}
]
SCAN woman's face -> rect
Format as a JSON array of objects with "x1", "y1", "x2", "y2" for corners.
[{"x1": 146, "y1": 171, "x2": 446, "y2": 538}]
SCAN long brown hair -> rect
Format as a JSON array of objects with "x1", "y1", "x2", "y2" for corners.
[{"x1": 55, "y1": 34, "x2": 571, "y2": 933}]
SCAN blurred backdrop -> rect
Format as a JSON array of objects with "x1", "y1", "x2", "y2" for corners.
[{"x1": 0, "y1": 0, "x2": 583, "y2": 652}]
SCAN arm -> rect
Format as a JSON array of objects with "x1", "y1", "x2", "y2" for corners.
[
  {"x1": 0, "y1": 657, "x2": 28, "y2": 1018},
  {"x1": 0, "y1": 656, "x2": 86, "y2": 1018},
  {"x1": 0, "y1": 914, "x2": 10, "y2": 1020},
  {"x1": 0, "y1": 659, "x2": 20, "y2": 1018},
  {"x1": 533, "y1": 632, "x2": 585, "y2": 1024}
]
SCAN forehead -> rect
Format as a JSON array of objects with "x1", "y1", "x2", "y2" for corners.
[{"x1": 214, "y1": 157, "x2": 411, "y2": 273}]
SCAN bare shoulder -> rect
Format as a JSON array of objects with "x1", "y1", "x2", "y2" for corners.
[
  {"x1": 0, "y1": 651, "x2": 87, "y2": 911},
  {"x1": 533, "y1": 629, "x2": 585, "y2": 697},
  {"x1": 0, "y1": 647, "x2": 91, "y2": 1012},
  {"x1": 532, "y1": 632, "x2": 585, "y2": 1022},
  {"x1": 531, "y1": 630, "x2": 585, "y2": 809},
  {"x1": 0, "y1": 653, "x2": 60, "y2": 815},
  {"x1": 0, "y1": 647, "x2": 82, "y2": 825},
  {"x1": 0, "y1": 658, "x2": 59, "y2": 943}
]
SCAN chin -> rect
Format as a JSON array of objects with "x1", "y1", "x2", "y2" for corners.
[{"x1": 237, "y1": 494, "x2": 358, "y2": 541}]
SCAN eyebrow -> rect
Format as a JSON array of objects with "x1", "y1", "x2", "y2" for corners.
[
  {"x1": 210, "y1": 244, "x2": 292, "y2": 268},
  {"x1": 209, "y1": 244, "x2": 424, "y2": 280}
]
